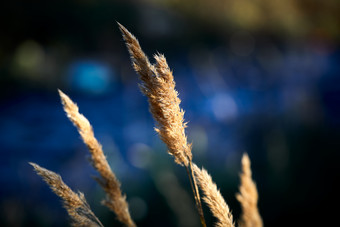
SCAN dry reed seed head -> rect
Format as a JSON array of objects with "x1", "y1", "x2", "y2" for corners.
[
  {"x1": 236, "y1": 153, "x2": 263, "y2": 227},
  {"x1": 29, "y1": 162, "x2": 103, "y2": 227},
  {"x1": 58, "y1": 90, "x2": 109, "y2": 171},
  {"x1": 117, "y1": 22, "x2": 155, "y2": 86},
  {"x1": 150, "y1": 53, "x2": 192, "y2": 166},
  {"x1": 241, "y1": 153, "x2": 251, "y2": 176},
  {"x1": 58, "y1": 90, "x2": 92, "y2": 136},
  {"x1": 193, "y1": 164, "x2": 234, "y2": 227},
  {"x1": 58, "y1": 90, "x2": 136, "y2": 227},
  {"x1": 118, "y1": 23, "x2": 158, "y2": 102},
  {"x1": 118, "y1": 23, "x2": 192, "y2": 166},
  {"x1": 153, "y1": 54, "x2": 174, "y2": 83}
]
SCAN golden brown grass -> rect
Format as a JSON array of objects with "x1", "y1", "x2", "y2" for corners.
[
  {"x1": 118, "y1": 23, "x2": 262, "y2": 227},
  {"x1": 118, "y1": 23, "x2": 191, "y2": 167},
  {"x1": 236, "y1": 154, "x2": 263, "y2": 227},
  {"x1": 118, "y1": 22, "x2": 207, "y2": 226},
  {"x1": 58, "y1": 90, "x2": 135, "y2": 227},
  {"x1": 30, "y1": 23, "x2": 263, "y2": 227},
  {"x1": 29, "y1": 162, "x2": 103, "y2": 227},
  {"x1": 193, "y1": 164, "x2": 234, "y2": 227}
]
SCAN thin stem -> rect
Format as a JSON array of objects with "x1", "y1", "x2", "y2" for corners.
[
  {"x1": 190, "y1": 161, "x2": 206, "y2": 227},
  {"x1": 185, "y1": 162, "x2": 206, "y2": 227}
]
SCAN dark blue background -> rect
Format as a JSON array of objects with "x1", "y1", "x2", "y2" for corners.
[{"x1": 0, "y1": 1, "x2": 339, "y2": 226}]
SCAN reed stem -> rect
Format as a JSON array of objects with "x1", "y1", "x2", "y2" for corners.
[{"x1": 186, "y1": 162, "x2": 206, "y2": 227}]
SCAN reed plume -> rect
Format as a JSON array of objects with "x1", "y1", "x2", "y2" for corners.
[
  {"x1": 193, "y1": 164, "x2": 234, "y2": 227},
  {"x1": 118, "y1": 23, "x2": 206, "y2": 226},
  {"x1": 118, "y1": 23, "x2": 191, "y2": 167},
  {"x1": 58, "y1": 90, "x2": 136, "y2": 227},
  {"x1": 29, "y1": 162, "x2": 103, "y2": 227},
  {"x1": 236, "y1": 153, "x2": 263, "y2": 227}
]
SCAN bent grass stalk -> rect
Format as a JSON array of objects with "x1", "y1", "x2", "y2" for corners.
[
  {"x1": 58, "y1": 90, "x2": 135, "y2": 227},
  {"x1": 29, "y1": 162, "x2": 103, "y2": 227}
]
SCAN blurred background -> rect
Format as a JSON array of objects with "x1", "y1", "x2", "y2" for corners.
[{"x1": 0, "y1": 0, "x2": 339, "y2": 226}]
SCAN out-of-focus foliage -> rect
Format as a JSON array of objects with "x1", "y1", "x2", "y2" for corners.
[
  {"x1": 0, "y1": 0, "x2": 339, "y2": 226},
  {"x1": 149, "y1": 0, "x2": 340, "y2": 40}
]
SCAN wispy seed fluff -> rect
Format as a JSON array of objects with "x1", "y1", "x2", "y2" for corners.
[{"x1": 118, "y1": 23, "x2": 192, "y2": 166}]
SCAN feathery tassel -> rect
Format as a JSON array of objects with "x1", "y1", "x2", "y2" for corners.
[
  {"x1": 236, "y1": 153, "x2": 263, "y2": 227},
  {"x1": 118, "y1": 23, "x2": 191, "y2": 167},
  {"x1": 58, "y1": 90, "x2": 136, "y2": 227},
  {"x1": 30, "y1": 162, "x2": 103, "y2": 227},
  {"x1": 193, "y1": 164, "x2": 234, "y2": 227}
]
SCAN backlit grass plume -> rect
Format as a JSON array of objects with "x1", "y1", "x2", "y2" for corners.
[
  {"x1": 29, "y1": 22, "x2": 264, "y2": 227},
  {"x1": 29, "y1": 162, "x2": 103, "y2": 227},
  {"x1": 193, "y1": 164, "x2": 235, "y2": 227},
  {"x1": 58, "y1": 90, "x2": 136, "y2": 227},
  {"x1": 236, "y1": 154, "x2": 263, "y2": 227},
  {"x1": 118, "y1": 23, "x2": 206, "y2": 226},
  {"x1": 118, "y1": 23, "x2": 191, "y2": 167}
]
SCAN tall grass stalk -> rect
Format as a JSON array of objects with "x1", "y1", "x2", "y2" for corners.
[{"x1": 118, "y1": 22, "x2": 206, "y2": 227}]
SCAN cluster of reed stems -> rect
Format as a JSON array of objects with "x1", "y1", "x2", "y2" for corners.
[{"x1": 30, "y1": 23, "x2": 263, "y2": 227}]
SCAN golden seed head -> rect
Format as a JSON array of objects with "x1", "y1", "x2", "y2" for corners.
[
  {"x1": 118, "y1": 23, "x2": 192, "y2": 166},
  {"x1": 236, "y1": 153, "x2": 263, "y2": 227}
]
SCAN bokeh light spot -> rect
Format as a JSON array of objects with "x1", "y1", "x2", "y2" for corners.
[
  {"x1": 127, "y1": 143, "x2": 152, "y2": 169},
  {"x1": 68, "y1": 60, "x2": 113, "y2": 94},
  {"x1": 211, "y1": 93, "x2": 238, "y2": 122},
  {"x1": 128, "y1": 197, "x2": 148, "y2": 221},
  {"x1": 14, "y1": 40, "x2": 45, "y2": 75}
]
